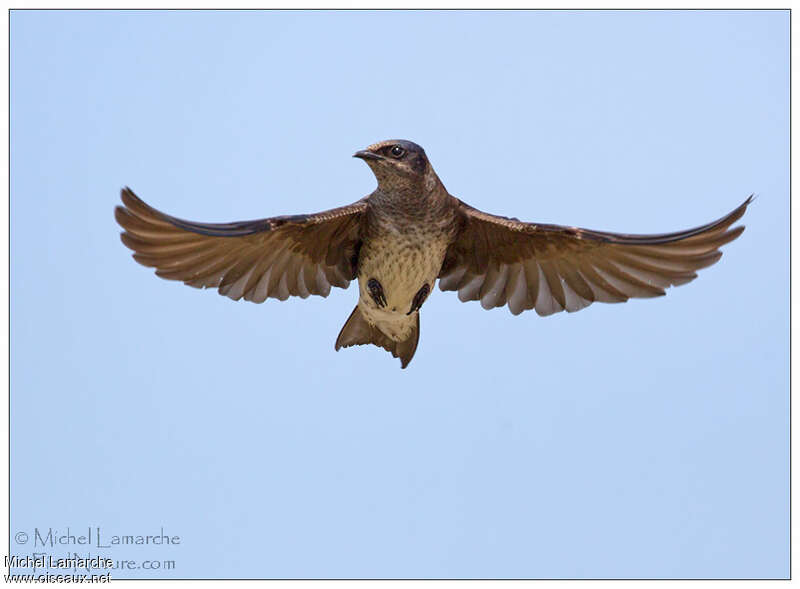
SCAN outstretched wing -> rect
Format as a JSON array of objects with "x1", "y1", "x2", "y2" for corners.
[
  {"x1": 115, "y1": 187, "x2": 367, "y2": 302},
  {"x1": 438, "y1": 196, "x2": 752, "y2": 316}
]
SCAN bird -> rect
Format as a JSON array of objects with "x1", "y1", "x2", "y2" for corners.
[{"x1": 115, "y1": 139, "x2": 751, "y2": 369}]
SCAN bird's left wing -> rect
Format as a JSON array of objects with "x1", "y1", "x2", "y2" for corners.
[
  {"x1": 438, "y1": 196, "x2": 752, "y2": 316},
  {"x1": 115, "y1": 187, "x2": 367, "y2": 302}
]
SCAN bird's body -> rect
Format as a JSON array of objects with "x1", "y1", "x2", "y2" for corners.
[
  {"x1": 115, "y1": 139, "x2": 752, "y2": 368},
  {"x1": 356, "y1": 219, "x2": 447, "y2": 340},
  {"x1": 355, "y1": 182, "x2": 458, "y2": 342}
]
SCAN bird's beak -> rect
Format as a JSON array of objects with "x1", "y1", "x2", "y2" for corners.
[{"x1": 353, "y1": 150, "x2": 382, "y2": 161}]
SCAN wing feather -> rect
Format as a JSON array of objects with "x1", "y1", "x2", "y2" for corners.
[
  {"x1": 439, "y1": 196, "x2": 752, "y2": 316},
  {"x1": 116, "y1": 187, "x2": 367, "y2": 303}
]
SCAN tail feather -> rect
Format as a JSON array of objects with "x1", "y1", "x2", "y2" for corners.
[{"x1": 335, "y1": 306, "x2": 420, "y2": 369}]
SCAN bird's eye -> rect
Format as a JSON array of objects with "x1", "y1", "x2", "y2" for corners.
[{"x1": 390, "y1": 145, "x2": 405, "y2": 158}]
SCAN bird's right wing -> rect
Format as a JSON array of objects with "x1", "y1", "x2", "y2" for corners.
[
  {"x1": 438, "y1": 196, "x2": 752, "y2": 316},
  {"x1": 115, "y1": 187, "x2": 367, "y2": 302}
]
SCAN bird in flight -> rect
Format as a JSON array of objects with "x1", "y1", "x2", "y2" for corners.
[{"x1": 115, "y1": 139, "x2": 751, "y2": 368}]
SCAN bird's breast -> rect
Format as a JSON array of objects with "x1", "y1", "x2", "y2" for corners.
[{"x1": 356, "y1": 228, "x2": 450, "y2": 340}]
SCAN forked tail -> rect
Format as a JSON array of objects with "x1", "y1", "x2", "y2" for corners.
[{"x1": 335, "y1": 306, "x2": 420, "y2": 369}]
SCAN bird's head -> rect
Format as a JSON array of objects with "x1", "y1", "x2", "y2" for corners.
[{"x1": 354, "y1": 140, "x2": 432, "y2": 188}]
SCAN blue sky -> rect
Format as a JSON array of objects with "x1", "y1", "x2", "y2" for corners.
[{"x1": 11, "y1": 10, "x2": 788, "y2": 579}]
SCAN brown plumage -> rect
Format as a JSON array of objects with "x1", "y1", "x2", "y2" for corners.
[
  {"x1": 115, "y1": 139, "x2": 752, "y2": 368},
  {"x1": 439, "y1": 196, "x2": 751, "y2": 316},
  {"x1": 115, "y1": 188, "x2": 366, "y2": 302}
]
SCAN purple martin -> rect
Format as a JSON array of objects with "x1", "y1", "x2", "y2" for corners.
[{"x1": 115, "y1": 139, "x2": 751, "y2": 368}]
